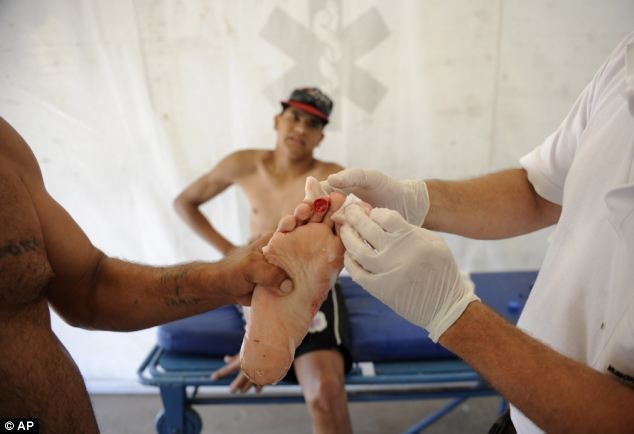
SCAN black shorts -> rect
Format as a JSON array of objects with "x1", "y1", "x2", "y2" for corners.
[
  {"x1": 284, "y1": 281, "x2": 352, "y2": 381},
  {"x1": 237, "y1": 281, "x2": 353, "y2": 382},
  {"x1": 488, "y1": 409, "x2": 516, "y2": 434}
]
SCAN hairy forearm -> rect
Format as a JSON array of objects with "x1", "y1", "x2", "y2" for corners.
[
  {"x1": 424, "y1": 169, "x2": 560, "y2": 239},
  {"x1": 70, "y1": 257, "x2": 231, "y2": 331},
  {"x1": 440, "y1": 302, "x2": 634, "y2": 433}
]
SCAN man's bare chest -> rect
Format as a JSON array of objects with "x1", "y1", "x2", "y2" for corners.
[
  {"x1": 245, "y1": 181, "x2": 304, "y2": 225},
  {"x1": 237, "y1": 172, "x2": 308, "y2": 231},
  {"x1": 0, "y1": 171, "x2": 52, "y2": 306}
]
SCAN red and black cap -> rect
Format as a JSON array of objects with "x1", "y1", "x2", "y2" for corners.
[{"x1": 281, "y1": 87, "x2": 333, "y2": 124}]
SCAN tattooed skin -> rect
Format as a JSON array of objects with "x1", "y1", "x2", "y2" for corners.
[
  {"x1": 164, "y1": 296, "x2": 203, "y2": 307},
  {"x1": 0, "y1": 117, "x2": 100, "y2": 432},
  {"x1": 159, "y1": 267, "x2": 204, "y2": 308},
  {"x1": 0, "y1": 238, "x2": 39, "y2": 259},
  {"x1": 0, "y1": 237, "x2": 51, "y2": 306}
]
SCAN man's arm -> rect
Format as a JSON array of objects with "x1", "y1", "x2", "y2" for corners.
[
  {"x1": 36, "y1": 176, "x2": 287, "y2": 331},
  {"x1": 3, "y1": 118, "x2": 287, "y2": 331},
  {"x1": 174, "y1": 151, "x2": 257, "y2": 255},
  {"x1": 337, "y1": 202, "x2": 634, "y2": 433},
  {"x1": 440, "y1": 302, "x2": 634, "y2": 433},
  {"x1": 45, "y1": 232, "x2": 287, "y2": 331},
  {"x1": 425, "y1": 168, "x2": 561, "y2": 239},
  {"x1": 324, "y1": 167, "x2": 561, "y2": 239}
]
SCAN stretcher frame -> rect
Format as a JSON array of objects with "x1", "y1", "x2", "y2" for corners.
[
  {"x1": 138, "y1": 271, "x2": 536, "y2": 434},
  {"x1": 138, "y1": 347, "x2": 501, "y2": 434}
]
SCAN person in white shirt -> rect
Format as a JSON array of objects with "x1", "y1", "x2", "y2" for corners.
[{"x1": 322, "y1": 32, "x2": 634, "y2": 434}]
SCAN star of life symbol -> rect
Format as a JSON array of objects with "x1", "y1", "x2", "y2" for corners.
[{"x1": 260, "y1": 0, "x2": 390, "y2": 126}]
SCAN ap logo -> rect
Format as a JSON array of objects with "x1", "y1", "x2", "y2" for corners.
[{"x1": 1, "y1": 419, "x2": 38, "y2": 432}]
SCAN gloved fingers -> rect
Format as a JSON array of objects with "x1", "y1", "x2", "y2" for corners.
[
  {"x1": 340, "y1": 224, "x2": 382, "y2": 273},
  {"x1": 319, "y1": 180, "x2": 333, "y2": 195},
  {"x1": 340, "y1": 204, "x2": 388, "y2": 251},
  {"x1": 344, "y1": 252, "x2": 375, "y2": 290},
  {"x1": 328, "y1": 168, "x2": 378, "y2": 189},
  {"x1": 339, "y1": 224, "x2": 374, "y2": 258},
  {"x1": 319, "y1": 180, "x2": 344, "y2": 196},
  {"x1": 369, "y1": 207, "x2": 411, "y2": 234}
]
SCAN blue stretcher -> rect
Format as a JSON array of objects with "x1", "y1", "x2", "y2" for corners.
[{"x1": 138, "y1": 271, "x2": 537, "y2": 434}]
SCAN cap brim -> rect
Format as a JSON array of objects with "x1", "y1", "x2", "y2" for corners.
[{"x1": 281, "y1": 100, "x2": 329, "y2": 122}]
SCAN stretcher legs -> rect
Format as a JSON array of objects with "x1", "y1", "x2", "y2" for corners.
[{"x1": 156, "y1": 385, "x2": 202, "y2": 434}]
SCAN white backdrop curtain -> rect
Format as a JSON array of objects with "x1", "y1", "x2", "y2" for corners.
[{"x1": 1, "y1": 0, "x2": 632, "y2": 390}]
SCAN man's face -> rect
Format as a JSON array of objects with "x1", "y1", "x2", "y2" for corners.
[{"x1": 274, "y1": 107, "x2": 325, "y2": 159}]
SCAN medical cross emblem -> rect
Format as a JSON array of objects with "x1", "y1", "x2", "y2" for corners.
[{"x1": 260, "y1": 0, "x2": 390, "y2": 126}]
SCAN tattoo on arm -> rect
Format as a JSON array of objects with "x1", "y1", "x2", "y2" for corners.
[
  {"x1": 165, "y1": 295, "x2": 203, "y2": 307},
  {"x1": 159, "y1": 268, "x2": 203, "y2": 308},
  {"x1": 0, "y1": 238, "x2": 40, "y2": 259}
]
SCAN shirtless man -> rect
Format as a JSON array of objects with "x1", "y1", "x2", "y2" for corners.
[
  {"x1": 0, "y1": 116, "x2": 290, "y2": 434},
  {"x1": 174, "y1": 88, "x2": 353, "y2": 434}
]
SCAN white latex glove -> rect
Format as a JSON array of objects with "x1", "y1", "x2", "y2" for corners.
[
  {"x1": 337, "y1": 204, "x2": 479, "y2": 342},
  {"x1": 320, "y1": 168, "x2": 430, "y2": 227}
]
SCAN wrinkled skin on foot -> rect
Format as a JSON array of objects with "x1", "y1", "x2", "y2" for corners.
[{"x1": 239, "y1": 177, "x2": 347, "y2": 385}]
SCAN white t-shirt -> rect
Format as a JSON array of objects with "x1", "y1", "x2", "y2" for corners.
[{"x1": 513, "y1": 32, "x2": 634, "y2": 433}]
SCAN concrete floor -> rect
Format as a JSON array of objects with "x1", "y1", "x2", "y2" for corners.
[{"x1": 91, "y1": 394, "x2": 500, "y2": 434}]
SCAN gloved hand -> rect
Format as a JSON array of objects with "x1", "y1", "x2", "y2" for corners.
[
  {"x1": 337, "y1": 204, "x2": 479, "y2": 342},
  {"x1": 320, "y1": 168, "x2": 429, "y2": 227}
]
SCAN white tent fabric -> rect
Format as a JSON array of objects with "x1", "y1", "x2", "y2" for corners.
[{"x1": 1, "y1": 0, "x2": 632, "y2": 390}]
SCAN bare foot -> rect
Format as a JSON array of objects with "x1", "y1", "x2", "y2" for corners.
[{"x1": 239, "y1": 177, "x2": 346, "y2": 385}]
